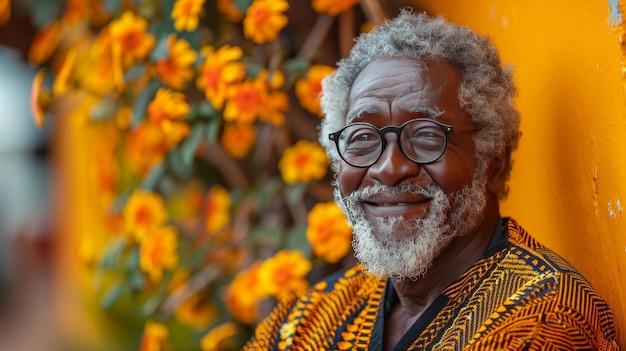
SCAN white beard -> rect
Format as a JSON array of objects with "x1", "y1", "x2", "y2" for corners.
[{"x1": 335, "y1": 172, "x2": 487, "y2": 279}]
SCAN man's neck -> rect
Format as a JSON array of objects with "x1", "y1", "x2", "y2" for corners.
[{"x1": 382, "y1": 205, "x2": 501, "y2": 349}]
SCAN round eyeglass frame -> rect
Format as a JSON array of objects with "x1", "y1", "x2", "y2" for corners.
[{"x1": 328, "y1": 118, "x2": 455, "y2": 168}]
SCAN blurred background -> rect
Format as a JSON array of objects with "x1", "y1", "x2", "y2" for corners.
[{"x1": 1, "y1": 0, "x2": 625, "y2": 350}]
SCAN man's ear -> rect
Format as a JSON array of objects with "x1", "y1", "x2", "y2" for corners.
[{"x1": 486, "y1": 151, "x2": 509, "y2": 196}]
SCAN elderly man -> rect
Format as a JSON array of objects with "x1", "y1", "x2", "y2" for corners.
[{"x1": 244, "y1": 10, "x2": 618, "y2": 350}]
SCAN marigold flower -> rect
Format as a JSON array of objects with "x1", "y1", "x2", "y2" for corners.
[
  {"x1": 156, "y1": 35, "x2": 198, "y2": 90},
  {"x1": 217, "y1": 0, "x2": 244, "y2": 22},
  {"x1": 0, "y1": 0, "x2": 10, "y2": 25},
  {"x1": 197, "y1": 45, "x2": 246, "y2": 110},
  {"x1": 278, "y1": 140, "x2": 329, "y2": 184},
  {"x1": 90, "y1": 128, "x2": 120, "y2": 208},
  {"x1": 140, "y1": 225, "x2": 179, "y2": 283},
  {"x1": 243, "y1": 0, "x2": 289, "y2": 44},
  {"x1": 311, "y1": 0, "x2": 359, "y2": 16},
  {"x1": 175, "y1": 293, "x2": 217, "y2": 329},
  {"x1": 123, "y1": 190, "x2": 169, "y2": 241},
  {"x1": 223, "y1": 79, "x2": 266, "y2": 124},
  {"x1": 257, "y1": 69, "x2": 288, "y2": 125},
  {"x1": 203, "y1": 185, "x2": 230, "y2": 235},
  {"x1": 28, "y1": 20, "x2": 62, "y2": 65},
  {"x1": 148, "y1": 88, "x2": 190, "y2": 146},
  {"x1": 221, "y1": 122, "x2": 256, "y2": 159},
  {"x1": 258, "y1": 250, "x2": 312, "y2": 301},
  {"x1": 223, "y1": 70, "x2": 288, "y2": 125},
  {"x1": 125, "y1": 120, "x2": 169, "y2": 175},
  {"x1": 109, "y1": 11, "x2": 155, "y2": 67},
  {"x1": 224, "y1": 263, "x2": 266, "y2": 324},
  {"x1": 139, "y1": 321, "x2": 168, "y2": 351},
  {"x1": 172, "y1": 0, "x2": 206, "y2": 32},
  {"x1": 148, "y1": 88, "x2": 190, "y2": 124},
  {"x1": 75, "y1": 38, "x2": 117, "y2": 96},
  {"x1": 306, "y1": 202, "x2": 352, "y2": 263},
  {"x1": 295, "y1": 65, "x2": 335, "y2": 117},
  {"x1": 52, "y1": 48, "x2": 76, "y2": 96},
  {"x1": 200, "y1": 323, "x2": 239, "y2": 351},
  {"x1": 30, "y1": 68, "x2": 48, "y2": 129}
]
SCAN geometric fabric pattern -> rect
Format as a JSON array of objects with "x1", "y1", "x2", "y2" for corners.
[{"x1": 243, "y1": 218, "x2": 618, "y2": 350}]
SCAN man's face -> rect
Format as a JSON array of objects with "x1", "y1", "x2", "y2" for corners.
[{"x1": 335, "y1": 58, "x2": 487, "y2": 278}]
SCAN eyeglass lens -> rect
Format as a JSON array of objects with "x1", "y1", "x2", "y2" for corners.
[{"x1": 334, "y1": 119, "x2": 449, "y2": 167}]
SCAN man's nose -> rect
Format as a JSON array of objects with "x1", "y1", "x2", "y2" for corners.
[{"x1": 367, "y1": 135, "x2": 421, "y2": 186}]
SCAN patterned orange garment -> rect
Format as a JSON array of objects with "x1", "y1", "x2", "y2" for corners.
[{"x1": 243, "y1": 218, "x2": 619, "y2": 350}]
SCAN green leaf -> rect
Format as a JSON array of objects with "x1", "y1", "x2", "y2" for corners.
[
  {"x1": 23, "y1": 0, "x2": 62, "y2": 27},
  {"x1": 103, "y1": 0, "x2": 123, "y2": 12},
  {"x1": 205, "y1": 117, "x2": 221, "y2": 143},
  {"x1": 132, "y1": 79, "x2": 162, "y2": 127},
  {"x1": 150, "y1": 35, "x2": 171, "y2": 61},
  {"x1": 140, "y1": 163, "x2": 165, "y2": 191},
  {"x1": 90, "y1": 95, "x2": 119, "y2": 121},
  {"x1": 285, "y1": 224, "x2": 310, "y2": 255},
  {"x1": 180, "y1": 123, "x2": 206, "y2": 167},
  {"x1": 250, "y1": 226, "x2": 283, "y2": 247},
  {"x1": 284, "y1": 57, "x2": 312, "y2": 75},
  {"x1": 100, "y1": 282, "x2": 124, "y2": 309},
  {"x1": 284, "y1": 183, "x2": 306, "y2": 205},
  {"x1": 130, "y1": 270, "x2": 146, "y2": 291},
  {"x1": 167, "y1": 147, "x2": 192, "y2": 178},
  {"x1": 255, "y1": 178, "x2": 282, "y2": 215},
  {"x1": 99, "y1": 238, "x2": 127, "y2": 270},
  {"x1": 233, "y1": 0, "x2": 253, "y2": 12}
]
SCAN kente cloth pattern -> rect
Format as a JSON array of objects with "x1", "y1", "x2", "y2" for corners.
[{"x1": 243, "y1": 218, "x2": 619, "y2": 350}]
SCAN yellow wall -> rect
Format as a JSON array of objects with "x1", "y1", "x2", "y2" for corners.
[{"x1": 416, "y1": 0, "x2": 626, "y2": 345}]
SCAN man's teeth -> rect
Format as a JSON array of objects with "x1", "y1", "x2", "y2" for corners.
[{"x1": 378, "y1": 203, "x2": 407, "y2": 206}]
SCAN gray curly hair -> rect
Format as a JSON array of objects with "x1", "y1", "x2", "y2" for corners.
[{"x1": 319, "y1": 9, "x2": 521, "y2": 198}]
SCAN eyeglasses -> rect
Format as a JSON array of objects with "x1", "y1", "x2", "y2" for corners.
[{"x1": 328, "y1": 118, "x2": 454, "y2": 168}]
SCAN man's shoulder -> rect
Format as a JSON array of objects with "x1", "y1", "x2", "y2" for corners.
[
  {"x1": 502, "y1": 218, "x2": 613, "y2": 316},
  {"x1": 505, "y1": 217, "x2": 582, "y2": 275}
]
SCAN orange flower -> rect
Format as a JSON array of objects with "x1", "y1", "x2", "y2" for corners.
[
  {"x1": 123, "y1": 190, "x2": 169, "y2": 241},
  {"x1": 217, "y1": 0, "x2": 244, "y2": 22},
  {"x1": 306, "y1": 202, "x2": 352, "y2": 263},
  {"x1": 200, "y1": 323, "x2": 239, "y2": 351},
  {"x1": 295, "y1": 65, "x2": 335, "y2": 117},
  {"x1": 0, "y1": 0, "x2": 10, "y2": 25},
  {"x1": 175, "y1": 293, "x2": 217, "y2": 329},
  {"x1": 172, "y1": 0, "x2": 206, "y2": 32},
  {"x1": 243, "y1": 0, "x2": 289, "y2": 44},
  {"x1": 223, "y1": 70, "x2": 288, "y2": 125},
  {"x1": 139, "y1": 225, "x2": 179, "y2": 283},
  {"x1": 257, "y1": 69, "x2": 288, "y2": 126},
  {"x1": 90, "y1": 127, "x2": 120, "y2": 208},
  {"x1": 30, "y1": 68, "x2": 48, "y2": 129},
  {"x1": 224, "y1": 263, "x2": 266, "y2": 324},
  {"x1": 52, "y1": 48, "x2": 76, "y2": 96},
  {"x1": 221, "y1": 122, "x2": 256, "y2": 159},
  {"x1": 278, "y1": 140, "x2": 329, "y2": 184},
  {"x1": 75, "y1": 35, "x2": 117, "y2": 96},
  {"x1": 156, "y1": 35, "x2": 198, "y2": 90},
  {"x1": 203, "y1": 185, "x2": 230, "y2": 235},
  {"x1": 197, "y1": 45, "x2": 245, "y2": 110},
  {"x1": 109, "y1": 11, "x2": 155, "y2": 67},
  {"x1": 125, "y1": 120, "x2": 169, "y2": 176},
  {"x1": 28, "y1": 20, "x2": 62, "y2": 65},
  {"x1": 311, "y1": 0, "x2": 359, "y2": 16},
  {"x1": 139, "y1": 321, "x2": 168, "y2": 351},
  {"x1": 258, "y1": 250, "x2": 312, "y2": 301},
  {"x1": 223, "y1": 79, "x2": 266, "y2": 124},
  {"x1": 148, "y1": 88, "x2": 190, "y2": 146}
]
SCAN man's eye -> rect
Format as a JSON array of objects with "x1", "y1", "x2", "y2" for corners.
[{"x1": 347, "y1": 129, "x2": 378, "y2": 144}]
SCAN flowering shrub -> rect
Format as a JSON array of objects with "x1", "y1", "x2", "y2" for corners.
[{"x1": 8, "y1": 0, "x2": 387, "y2": 349}]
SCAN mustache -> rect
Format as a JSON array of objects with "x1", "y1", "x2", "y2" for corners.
[{"x1": 341, "y1": 183, "x2": 443, "y2": 203}]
